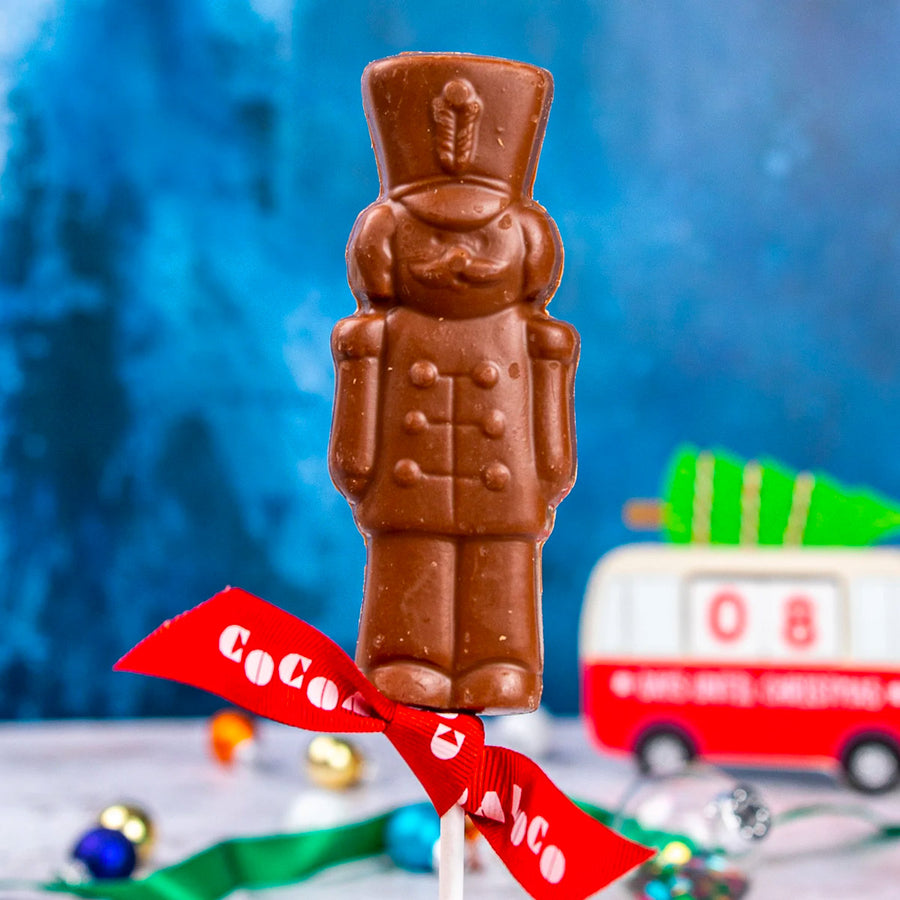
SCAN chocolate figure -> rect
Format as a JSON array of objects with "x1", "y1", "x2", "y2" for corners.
[{"x1": 329, "y1": 53, "x2": 578, "y2": 713}]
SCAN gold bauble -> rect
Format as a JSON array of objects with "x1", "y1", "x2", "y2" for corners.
[
  {"x1": 98, "y1": 803, "x2": 156, "y2": 862},
  {"x1": 305, "y1": 735, "x2": 365, "y2": 790}
]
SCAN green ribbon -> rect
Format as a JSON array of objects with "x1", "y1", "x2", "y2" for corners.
[
  {"x1": 43, "y1": 813, "x2": 391, "y2": 900},
  {"x1": 9, "y1": 799, "x2": 900, "y2": 900},
  {"x1": 15, "y1": 803, "x2": 666, "y2": 900}
]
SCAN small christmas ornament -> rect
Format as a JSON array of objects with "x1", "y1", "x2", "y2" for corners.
[
  {"x1": 620, "y1": 767, "x2": 762, "y2": 899},
  {"x1": 71, "y1": 826, "x2": 137, "y2": 880},
  {"x1": 628, "y1": 846, "x2": 750, "y2": 900},
  {"x1": 209, "y1": 708, "x2": 256, "y2": 764},
  {"x1": 305, "y1": 735, "x2": 365, "y2": 790},
  {"x1": 620, "y1": 766, "x2": 770, "y2": 858},
  {"x1": 98, "y1": 803, "x2": 155, "y2": 863},
  {"x1": 705, "y1": 784, "x2": 770, "y2": 845},
  {"x1": 657, "y1": 840, "x2": 692, "y2": 868},
  {"x1": 385, "y1": 802, "x2": 441, "y2": 872}
]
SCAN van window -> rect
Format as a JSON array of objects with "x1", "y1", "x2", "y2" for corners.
[
  {"x1": 630, "y1": 574, "x2": 681, "y2": 657},
  {"x1": 688, "y1": 576, "x2": 841, "y2": 661},
  {"x1": 591, "y1": 576, "x2": 627, "y2": 654},
  {"x1": 850, "y1": 578, "x2": 900, "y2": 664}
]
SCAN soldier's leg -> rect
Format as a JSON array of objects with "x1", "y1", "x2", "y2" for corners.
[
  {"x1": 451, "y1": 537, "x2": 542, "y2": 713},
  {"x1": 357, "y1": 531, "x2": 456, "y2": 709}
]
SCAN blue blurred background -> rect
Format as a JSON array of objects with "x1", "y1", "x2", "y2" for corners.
[{"x1": 2, "y1": 0, "x2": 899, "y2": 718}]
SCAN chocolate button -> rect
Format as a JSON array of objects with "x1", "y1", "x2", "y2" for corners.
[
  {"x1": 482, "y1": 409, "x2": 506, "y2": 437},
  {"x1": 403, "y1": 410, "x2": 428, "y2": 434},
  {"x1": 393, "y1": 458, "x2": 422, "y2": 487},
  {"x1": 472, "y1": 361, "x2": 499, "y2": 388},
  {"x1": 409, "y1": 360, "x2": 438, "y2": 387},
  {"x1": 482, "y1": 461, "x2": 510, "y2": 491}
]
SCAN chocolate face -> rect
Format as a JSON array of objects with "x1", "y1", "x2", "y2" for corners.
[{"x1": 329, "y1": 53, "x2": 578, "y2": 714}]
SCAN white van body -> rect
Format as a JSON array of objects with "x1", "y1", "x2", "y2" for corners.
[{"x1": 579, "y1": 544, "x2": 900, "y2": 792}]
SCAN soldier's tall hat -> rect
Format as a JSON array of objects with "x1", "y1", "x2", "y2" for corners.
[{"x1": 362, "y1": 53, "x2": 553, "y2": 224}]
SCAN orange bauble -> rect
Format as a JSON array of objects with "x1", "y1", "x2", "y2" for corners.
[{"x1": 209, "y1": 709, "x2": 255, "y2": 764}]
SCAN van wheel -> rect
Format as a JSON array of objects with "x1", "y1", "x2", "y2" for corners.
[
  {"x1": 841, "y1": 737, "x2": 900, "y2": 794},
  {"x1": 635, "y1": 727, "x2": 696, "y2": 776}
]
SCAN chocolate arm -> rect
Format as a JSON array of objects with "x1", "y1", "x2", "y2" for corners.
[
  {"x1": 329, "y1": 314, "x2": 385, "y2": 499},
  {"x1": 329, "y1": 204, "x2": 395, "y2": 500},
  {"x1": 519, "y1": 204, "x2": 576, "y2": 503},
  {"x1": 527, "y1": 317, "x2": 579, "y2": 505}
]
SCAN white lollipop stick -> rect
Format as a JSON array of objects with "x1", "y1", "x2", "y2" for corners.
[{"x1": 438, "y1": 803, "x2": 466, "y2": 900}]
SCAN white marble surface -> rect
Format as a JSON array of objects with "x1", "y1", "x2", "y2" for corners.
[{"x1": 1, "y1": 717, "x2": 899, "y2": 898}]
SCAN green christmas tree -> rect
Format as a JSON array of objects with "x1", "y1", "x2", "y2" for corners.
[{"x1": 663, "y1": 447, "x2": 900, "y2": 546}]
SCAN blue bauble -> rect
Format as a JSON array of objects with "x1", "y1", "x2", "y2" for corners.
[
  {"x1": 72, "y1": 826, "x2": 137, "y2": 879},
  {"x1": 385, "y1": 803, "x2": 441, "y2": 872},
  {"x1": 643, "y1": 879, "x2": 672, "y2": 900}
]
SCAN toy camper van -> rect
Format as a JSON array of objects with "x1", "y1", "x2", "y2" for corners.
[{"x1": 580, "y1": 543, "x2": 900, "y2": 793}]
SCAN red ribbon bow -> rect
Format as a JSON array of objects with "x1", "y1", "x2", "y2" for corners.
[{"x1": 116, "y1": 588, "x2": 652, "y2": 899}]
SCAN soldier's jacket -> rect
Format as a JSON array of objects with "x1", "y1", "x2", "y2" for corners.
[{"x1": 330, "y1": 195, "x2": 577, "y2": 538}]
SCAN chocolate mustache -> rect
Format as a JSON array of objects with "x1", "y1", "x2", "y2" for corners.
[{"x1": 409, "y1": 246, "x2": 510, "y2": 288}]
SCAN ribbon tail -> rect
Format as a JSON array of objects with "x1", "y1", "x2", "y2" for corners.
[
  {"x1": 466, "y1": 747, "x2": 654, "y2": 900},
  {"x1": 115, "y1": 587, "x2": 388, "y2": 733}
]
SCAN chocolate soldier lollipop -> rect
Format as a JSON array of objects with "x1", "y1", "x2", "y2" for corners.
[{"x1": 329, "y1": 53, "x2": 578, "y2": 713}]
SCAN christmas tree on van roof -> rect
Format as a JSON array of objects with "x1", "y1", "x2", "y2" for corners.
[{"x1": 625, "y1": 446, "x2": 900, "y2": 547}]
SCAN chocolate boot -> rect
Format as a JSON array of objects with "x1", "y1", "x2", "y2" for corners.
[
  {"x1": 356, "y1": 532, "x2": 454, "y2": 709},
  {"x1": 452, "y1": 538, "x2": 542, "y2": 713}
]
